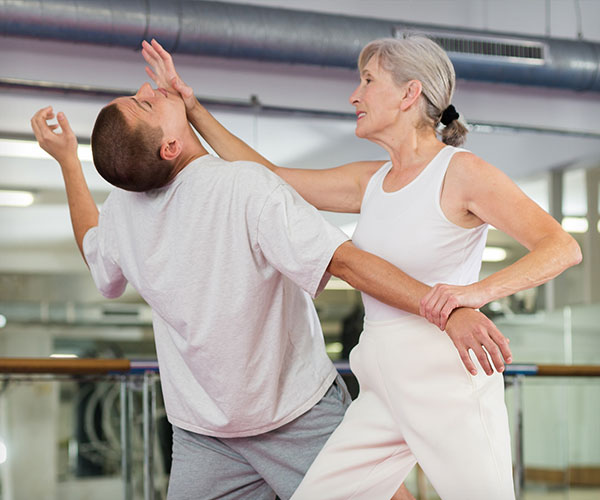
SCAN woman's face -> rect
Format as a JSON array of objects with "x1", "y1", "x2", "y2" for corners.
[{"x1": 349, "y1": 56, "x2": 405, "y2": 140}]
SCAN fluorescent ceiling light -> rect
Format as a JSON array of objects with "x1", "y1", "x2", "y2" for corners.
[
  {"x1": 0, "y1": 189, "x2": 34, "y2": 207},
  {"x1": 0, "y1": 138, "x2": 93, "y2": 162},
  {"x1": 561, "y1": 217, "x2": 588, "y2": 233},
  {"x1": 0, "y1": 314, "x2": 5, "y2": 328},
  {"x1": 50, "y1": 353, "x2": 79, "y2": 359},
  {"x1": 482, "y1": 246, "x2": 507, "y2": 262},
  {"x1": 0, "y1": 440, "x2": 6, "y2": 465}
]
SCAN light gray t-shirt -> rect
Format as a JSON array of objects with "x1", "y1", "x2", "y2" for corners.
[{"x1": 83, "y1": 155, "x2": 349, "y2": 437}]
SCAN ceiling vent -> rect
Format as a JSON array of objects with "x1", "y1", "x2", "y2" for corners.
[{"x1": 395, "y1": 28, "x2": 547, "y2": 65}]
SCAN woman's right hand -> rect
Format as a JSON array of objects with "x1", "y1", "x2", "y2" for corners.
[
  {"x1": 141, "y1": 39, "x2": 196, "y2": 112},
  {"x1": 420, "y1": 282, "x2": 488, "y2": 330}
]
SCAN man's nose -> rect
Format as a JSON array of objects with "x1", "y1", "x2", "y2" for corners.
[{"x1": 135, "y1": 82, "x2": 154, "y2": 99}]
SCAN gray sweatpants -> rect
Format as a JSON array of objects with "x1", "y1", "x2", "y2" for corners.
[{"x1": 167, "y1": 375, "x2": 351, "y2": 500}]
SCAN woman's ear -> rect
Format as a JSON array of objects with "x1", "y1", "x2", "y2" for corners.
[
  {"x1": 400, "y1": 80, "x2": 423, "y2": 111},
  {"x1": 159, "y1": 139, "x2": 182, "y2": 161}
]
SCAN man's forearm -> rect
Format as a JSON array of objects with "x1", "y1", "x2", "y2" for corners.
[
  {"x1": 328, "y1": 241, "x2": 513, "y2": 374},
  {"x1": 328, "y1": 241, "x2": 428, "y2": 316},
  {"x1": 60, "y1": 157, "x2": 99, "y2": 261},
  {"x1": 187, "y1": 102, "x2": 277, "y2": 170}
]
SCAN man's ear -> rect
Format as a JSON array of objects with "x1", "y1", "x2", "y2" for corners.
[
  {"x1": 400, "y1": 80, "x2": 423, "y2": 111},
  {"x1": 159, "y1": 139, "x2": 182, "y2": 161}
]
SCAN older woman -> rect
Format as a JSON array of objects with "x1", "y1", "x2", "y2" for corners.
[{"x1": 143, "y1": 36, "x2": 581, "y2": 499}]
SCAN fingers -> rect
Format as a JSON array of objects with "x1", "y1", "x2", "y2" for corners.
[
  {"x1": 458, "y1": 348, "x2": 478, "y2": 376},
  {"x1": 145, "y1": 65, "x2": 158, "y2": 83},
  {"x1": 142, "y1": 39, "x2": 171, "y2": 63},
  {"x1": 438, "y1": 300, "x2": 458, "y2": 331},
  {"x1": 489, "y1": 327, "x2": 513, "y2": 364},
  {"x1": 421, "y1": 285, "x2": 456, "y2": 330},
  {"x1": 471, "y1": 317, "x2": 511, "y2": 374},
  {"x1": 446, "y1": 308, "x2": 512, "y2": 377},
  {"x1": 30, "y1": 106, "x2": 55, "y2": 141},
  {"x1": 482, "y1": 341, "x2": 506, "y2": 373},
  {"x1": 141, "y1": 40, "x2": 163, "y2": 74},
  {"x1": 469, "y1": 343, "x2": 494, "y2": 375},
  {"x1": 151, "y1": 38, "x2": 171, "y2": 60},
  {"x1": 56, "y1": 111, "x2": 73, "y2": 135}
]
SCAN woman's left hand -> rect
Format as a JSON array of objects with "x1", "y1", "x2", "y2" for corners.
[
  {"x1": 420, "y1": 283, "x2": 487, "y2": 330},
  {"x1": 141, "y1": 39, "x2": 196, "y2": 112}
]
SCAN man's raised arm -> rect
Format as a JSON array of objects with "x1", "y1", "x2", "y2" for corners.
[{"x1": 31, "y1": 107, "x2": 98, "y2": 262}]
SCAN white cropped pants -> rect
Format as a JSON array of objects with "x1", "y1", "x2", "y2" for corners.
[{"x1": 291, "y1": 316, "x2": 515, "y2": 500}]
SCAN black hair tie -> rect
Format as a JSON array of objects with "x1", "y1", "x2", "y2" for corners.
[{"x1": 441, "y1": 104, "x2": 459, "y2": 126}]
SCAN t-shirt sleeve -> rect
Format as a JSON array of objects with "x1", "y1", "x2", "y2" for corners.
[
  {"x1": 82, "y1": 209, "x2": 128, "y2": 299},
  {"x1": 257, "y1": 184, "x2": 350, "y2": 298}
]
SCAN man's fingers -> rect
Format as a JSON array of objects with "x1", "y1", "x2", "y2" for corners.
[
  {"x1": 56, "y1": 112, "x2": 73, "y2": 134},
  {"x1": 471, "y1": 345, "x2": 493, "y2": 376},
  {"x1": 490, "y1": 329, "x2": 513, "y2": 363},
  {"x1": 481, "y1": 340, "x2": 505, "y2": 373},
  {"x1": 31, "y1": 107, "x2": 53, "y2": 139},
  {"x1": 459, "y1": 349, "x2": 478, "y2": 376}
]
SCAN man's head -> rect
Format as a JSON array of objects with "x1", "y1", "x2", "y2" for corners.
[{"x1": 91, "y1": 83, "x2": 189, "y2": 192}]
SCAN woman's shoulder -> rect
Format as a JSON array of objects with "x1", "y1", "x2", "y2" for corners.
[
  {"x1": 447, "y1": 150, "x2": 490, "y2": 176},
  {"x1": 446, "y1": 150, "x2": 505, "y2": 197}
]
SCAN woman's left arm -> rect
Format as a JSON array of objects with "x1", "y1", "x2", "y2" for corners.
[{"x1": 420, "y1": 152, "x2": 582, "y2": 326}]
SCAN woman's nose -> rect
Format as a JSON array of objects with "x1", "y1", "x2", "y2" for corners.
[{"x1": 349, "y1": 85, "x2": 360, "y2": 105}]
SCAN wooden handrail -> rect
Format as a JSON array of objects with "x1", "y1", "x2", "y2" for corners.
[
  {"x1": 0, "y1": 358, "x2": 598, "y2": 377},
  {"x1": 535, "y1": 364, "x2": 600, "y2": 377},
  {"x1": 0, "y1": 358, "x2": 131, "y2": 374}
]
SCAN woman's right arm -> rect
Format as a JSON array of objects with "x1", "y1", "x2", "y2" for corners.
[{"x1": 142, "y1": 38, "x2": 382, "y2": 213}]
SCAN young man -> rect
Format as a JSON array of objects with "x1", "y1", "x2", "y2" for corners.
[{"x1": 31, "y1": 64, "x2": 510, "y2": 499}]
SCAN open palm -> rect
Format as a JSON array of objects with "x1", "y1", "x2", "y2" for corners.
[{"x1": 141, "y1": 39, "x2": 196, "y2": 111}]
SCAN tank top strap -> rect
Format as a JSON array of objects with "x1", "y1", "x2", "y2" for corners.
[
  {"x1": 361, "y1": 161, "x2": 392, "y2": 208},
  {"x1": 420, "y1": 145, "x2": 469, "y2": 208}
]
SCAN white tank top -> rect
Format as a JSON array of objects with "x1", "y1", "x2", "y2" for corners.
[{"x1": 353, "y1": 145, "x2": 489, "y2": 321}]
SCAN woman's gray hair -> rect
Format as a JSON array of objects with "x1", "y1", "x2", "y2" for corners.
[{"x1": 358, "y1": 36, "x2": 468, "y2": 146}]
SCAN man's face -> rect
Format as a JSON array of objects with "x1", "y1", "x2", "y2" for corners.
[{"x1": 112, "y1": 82, "x2": 187, "y2": 139}]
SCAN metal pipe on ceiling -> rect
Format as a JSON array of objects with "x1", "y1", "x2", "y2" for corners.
[
  {"x1": 1, "y1": 76, "x2": 599, "y2": 139},
  {"x1": 0, "y1": 0, "x2": 599, "y2": 92}
]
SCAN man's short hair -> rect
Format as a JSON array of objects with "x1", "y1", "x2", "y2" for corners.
[{"x1": 91, "y1": 104, "x2": 174, "y2": 192}]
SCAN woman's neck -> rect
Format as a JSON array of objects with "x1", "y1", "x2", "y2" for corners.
[{"x1": 373, "y1": 123, "x2": 443, "y2": 171}]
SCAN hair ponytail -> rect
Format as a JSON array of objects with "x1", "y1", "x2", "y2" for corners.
[{"x1": 441, "y1": 119, "x2": 468, "y2": 147}]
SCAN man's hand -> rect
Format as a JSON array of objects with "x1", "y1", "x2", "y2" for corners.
[
  {"x1": 30, "y1": 107, "x2": 78, "y2": 165},
  {"x1": 30, "y1": 106, "x2": 98, "y2": 259},
  {"x1": 444, "y1": 308, "x2": 512, "y2": 376},
  {"x1": 141, "y1": 39, "x2": 196, "y2": 112},
  {"x1": 420, "y1": 282, "x2": 488, "y2": 330}
]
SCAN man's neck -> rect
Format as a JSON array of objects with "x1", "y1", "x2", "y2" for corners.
[{"x1": 169, "y1": 131, "x2": 209, "y2": 180}]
